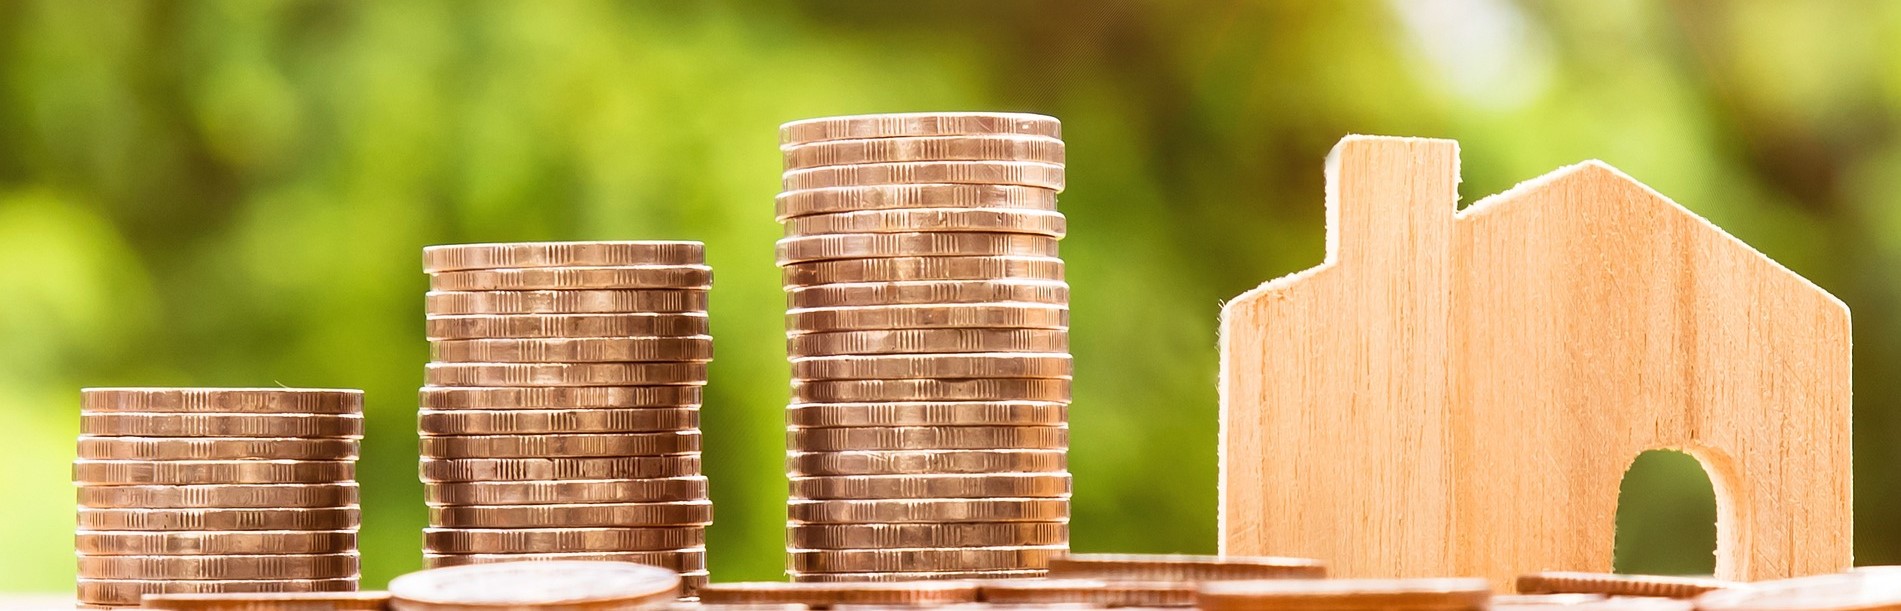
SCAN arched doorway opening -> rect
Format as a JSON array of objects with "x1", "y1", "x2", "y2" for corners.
[{"x1": 1613, "y1": 449, "x2": 1718, "y2": 575}]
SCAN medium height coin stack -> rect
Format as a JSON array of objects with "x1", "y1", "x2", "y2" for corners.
[
  {"x1": 776, "y1": 112, "x2": 1073, "y2": 581},
  {"x1": 419, "y1": 241, "x2": 713, "y2": 588},
  {"x1": 74, "y1": 388, "x2": 364, "y2": 608}
]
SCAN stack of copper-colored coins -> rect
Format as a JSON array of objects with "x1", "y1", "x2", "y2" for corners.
[
  {"x1": 775, "y1": 112, "x2": 1072, "y2": 581},
  {"x1": 419, "y1": 241, "x2": 713, "y2": 589},
  {"x1": 74, "y1": 388, "x2": 364, "y2": 608}
]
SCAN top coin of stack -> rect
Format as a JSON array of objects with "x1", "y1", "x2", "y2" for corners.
[
  {"x1": 74, "y1": 388, "x2": 365, "y2": 608},
  {"x1": 776, "y1": 112, "x2": 1071, "y2": 581},
  {"x1": 420, "y1": 241, "x2": 714, "y2": 588}
]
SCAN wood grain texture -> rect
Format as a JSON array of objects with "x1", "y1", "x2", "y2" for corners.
[{"x1": 1218, "y1": 135, "x2": 1851, "y2": 587}]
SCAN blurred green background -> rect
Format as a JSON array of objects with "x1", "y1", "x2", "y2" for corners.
[{"x1": 2, "y1": 0, "x2": 1898, "y2": 591}]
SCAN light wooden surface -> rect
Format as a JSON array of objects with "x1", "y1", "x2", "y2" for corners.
[{"x1": 1218, "y1": 136, "x2": 1852, "y2": 587}]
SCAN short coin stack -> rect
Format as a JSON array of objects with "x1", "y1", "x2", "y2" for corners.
[
  {"x1": 420, "y1": 241, "x2": 713, "y2": 587},
  {"x1": 775, "y1": 112, "x2": 1072, "y2": 581},
  {"x1": 74, "y1": 388, "x2": 364, "y2": 608}
]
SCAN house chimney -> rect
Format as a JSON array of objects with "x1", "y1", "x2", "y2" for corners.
[{"x1": 1325, "y1": 136, "x2": 1459, "y2": 272}]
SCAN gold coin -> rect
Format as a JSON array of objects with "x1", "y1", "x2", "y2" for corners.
[
  {"x1": 1196, "y1": 578, "x2": 1492, "y2": 611},
  {"x1": 1697, "y1": 572, "x2": 1893, "y2": 611},
  {"x1": 788, "y1": 426, "x2": 1067, "y2": 452},
  {"x1": 77, "y1": 578, "x2": 357, "y2": 607},
  {"x1": 75, "y1": 530, "x2": 357, "y2": 556},
  {"x1": 426, "y1": 290, "x2": 708, "y2": 315},
  {"x1": 419, "y1": 385, "x2": 702, "y2": 409},
  {"x1": 776, "y1": 184, "x2": 1058, "y2": 221},
  {"x1": 793, "y1": 354, "x2": 1071, "y2": 381},
  {"x1": 421, "y1": 550, "x2": 706, "y2": 572},
  {"x1": 783, "y1": 161, "x2": 1065, "y2": 192},
  {"x1": 788, "y1": 305, "x2": 1067, "y2": 333},
  {"x1": 80, "y1": 413, "x2": 364, "y2": 438},
  {"x1": 423, "y1": 363, "x2": 707, "y2": 387},
  {"x1": 388, "y1": 560, "x2": 681, "y2": 611},
  {"x1": 780, "y1": 113, "x2": 1060, "y2": 146},
  {"x1": 430, "y1": 337, "x2": 714, "y2": 363},
  {"x1": 789, "y1": 522, "x2": 1067, "y2": 549},
  {"x1": 1490, "y1": 594, "x2": 1610, "y2": 606},
  {"x1": 1514, "y1": 572, "x2": 1734, "y2": 599},
  {"x1": 425, "y1": 477, "x2": 708, "y2": 506},
  {"x1": 788, "y1": 329, "x2": 1067, "y2": 357},
  {"x1": 783, "y1": 256, "x2": 1063, "y2": 285},
  {"x1": 423, "y1": 241, "x2": 705, "y2": 272},
  {"x1": 700, "y1": 581, "x2": 978, "y2": 607},
  {"x1": 785, "y1": 208, "x2": 1065, "y2": 238},
  {"x1": 979, "y1": 579, "x2": 1193, "y2": 607},
  {"x1": 77, "y1": 553, "x2": 359, "y2": 580},
  {"x1": 430, "y1": 265, "x2": 713, "y2": 291},
  {"x1": 790, "y1": 379, "x2": 1072, "y2": 403},
  {"x1": 420, "y1": 432, "x2": 701, "y2": 458},
  {"x1": 787, "y1": 280, "x2": 1067, "y2": 309},
  {"x1": 419, "y1": 455, "x2": 701, "y2": 482},
  {"x1": 1047, "y1": 553, "x2": 1327, "y2": 581},
  {"x1": 788, "y1": 570, "x2": 1044, "y2": 583},
  {"x1": 428, "y1": 313, "x2": 710, "y2": 340},
  {"x1": 76, "y1": 507, "x2": 359, "y2": 531},
  {"x1": 782, "y1": 134, "x2": 1064, "y2": 170},
  {"x1": 785, "y1": 402, "x2": 1066, "y2": 427},
  {"x1": 73, "y1": 460, "x2": 355, "y2": 485},
  {"x1": 787, "y1": 449, "x2": 1066, "y2": 476},
  {"x1": 789, "y1": 498, "x2": 1068, "y2": 524},
  {"x1": 81, "y1": 388, "x2": 363, "y2": 414},
  {"x1": 141, "y1": 591, "x2": 391, "y2": 611},
  {"x1": 418, "y1": 408, "x2": 699, "y2": 435},
  {"x1": 776, "y1": 233, "x2": 1058, "y2": 264},
  {"x1": 78, "y1": 484, "x2": 360, "y2": 509},
  {"x1": 424, "y1": 527, "x2": 704, "y2": 553},
  {"x1": 790, "y1": 473, "x2": 1071, "y2": 500},
  {"x1": 786, "y1": 546, "x2": 1064, "y2": 573},
  {"x1": 76, "y1": 437, "x2": 359, "y2": 461},
  {"x1": 428, "y1": 502, "x2": 713, "y2": 529}
]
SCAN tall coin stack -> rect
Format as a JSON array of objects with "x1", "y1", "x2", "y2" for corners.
[
  {"x1": 419, "y1": 241, "x2": 713, "y2": 590},
  {"x1": 74, "y1": 388, "x2": 364, "y2": 608},
  {"x1": 775, "y1": 113, "x2": 1072, "y2": 581}
]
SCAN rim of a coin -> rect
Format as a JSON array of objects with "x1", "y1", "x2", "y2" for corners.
[
  {"x1": 426, "y1": 501, "x2": 714, "y2": 528},
  {"x1": 77, "y1": 553, "x2": 360, "y2": 580},
  {"x1": 788, "y1": 497, "x2": 1069, "y2": 524},
  {"x1": 387, "y1": 560, "x2": 681, "y2": 610},
  {"x1": 76, "y1": 436, "x2": 360, "y2": 461},
  {"x1": 1495, "y1": 597, "x2": 1691, "y2": 611},
  {"x1": 79, "y1": 412, "x2": 365, "y2": 438},
  {"x1": 1516, "y1": 572, "x2": 1735, "y2": 599},
  {"x1": 424, "y1": 477, "x2": 709, "y2": 506},
  {"x1": 790, "y1": 379, "x2": 1072, "y2": 403},
  {"x1": 789, "y1": 353, "x2": 1073, "y2": 380},
  {"x1": 75, "y1": 507, "x2": 360, "y2": 531},
  {"x1": 776, "y1": 232, "x2": 1059, "y2": 265},
  {"x1": 789, "y1": 522, "x2": 1067, "y2": 549},
  {"x1": 427, "y1": 313, "x2": 710, "y2": 340},
  {"x1": 1048, "y1": 552, "x2": 1327, "y2": 581},
  {"x1": 140, "y1": 591, "x2": 392, "y2": 611},
  {"x1": 784, "y1": 208, "x2": 1066, "y2": 238},
  {"x1": 1196, "y1": 578, "x2": 1491, "y2": 610},
  {"x1": 421, "y1": 550, "x2": 706, "y2": 572},
  {"x1": 73, "y1": 460, "x2": 356, "y2": 485},
  {"x1": 785, "y1": 546, "x2": 1066, "y2": 573},
  {"x1": 423, "y1": 241, "x2": 705, "y2": 272},
  {"x1": 426, "y1": 289, "x2": 709, "y2": 315},
  {"x1": 782, "y1": 134, "x2": 1064, "y2": 171},
  {"x1": 430, "y1": 336, "x2": 714, "y2": 363},
  {"x1": 77, "y1": 578, "x2": 357, "y2": 606},
  {"x1": 419, "y1": 455, "x2": 701, "y2": 482},
  {"x1": 423, "y1": 527, "x2": 705, "y2": 553},
  {"x1": 75, "y1": 530, "x2": 357, "y2": 556},
  {"x1": 1696, "y1": 571, "x2": 1893, "y2": 611},
  {"x1": 420, "y1": 431, "x2": 702, "y2": 459},
  {"x1": 787, "y1": 329, "x2": 1068, "y2": 357},
  {"x1": 419, "y1": 385, "x2": 703, "y2": 409},
  {"x1": 81, "y1": 388, "x2": 363, "y2": 414},
  {"x1": 430, "y1": 265, "x2": 713, "y2": 291},
  {"x1": 787, "y1": 280, "x2": 1068, "y2": 309},
  {"x1": 423, "y1": 363, "x2": 708, "y2": 387},
  {"x1": 787, "y1": 449, "x2": 1067, "y2": 476},
  {"x1": 775, "y1": 184, "x2": 1058, "y2": 220},
  {"x1": 786, "y1": 402, "x2": 1066, "y2": 427},
  {"x1": 977, "y1": 579, "x2": 1193, "y2": 607},
  {"x1": 788, "y1": 571, "x2": 1048, "y2": 583},
  {"x1": 787, "y1": 426, "x2": 1067, "y2": 451},
  {"x1": 781, "y1": 161, "x2": 1065, "y2": 192},
  {"x1": 418, "y1": 407, "x2": 699, "y2": 435},
  {"x1": 782, "y1": 255, "x2": 1064, "y2": 285},
  {"x1": 787, "y1": 306, "x2": 1068, "y2": 334},
  {"x1": 78, "y1": 483, "x2": 360, "y2": 509},
  {"x1": 779, "y1": 112, "x2": 1060, "y2": 146},
  {"x1": 789, "y1": 473, "x2": 1072, "y2": 500},
  {"x1": 699, "y1": 581, "x2": 979, "y2": 606}
]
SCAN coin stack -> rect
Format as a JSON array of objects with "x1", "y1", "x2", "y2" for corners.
[
  {"x1": 73, "y1": 388, "x2": 364, "y2": 608},
  {"x1": 776, "y1": 112, "x2": 1072, "y2": 581},
  {"x1": 419, "y1": 241, "x2": 713, "y2": 589}
]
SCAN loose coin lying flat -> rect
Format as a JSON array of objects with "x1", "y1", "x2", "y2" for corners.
[
  {"x1": 430, "y1": 266, "x2": 713, "y2": 291},
  {"x1": 78, "y1": 483, "x2": 360, "y2": 509},
  {"x1": 790, "y1": 473, "x2": 1072, "y2": 500},
  {"x1": 782, "y1": 134, "x2": 1064, "y2": 170},
  {"x1": 77, "y1": 578, "x2": 357, "y2": 607},
  {"x1": 785, "y1": 402, "x2": 1066, "y2": 427},
  {"x1": 430, "y1": 337, "x2": 714, "y2": 363},
  {"x1": 789, "y1": 498, "x2": 1069, "y2": 524},
  {"x1": 785, "y1": 208, "x2": 1065, "y2": 238},
  {"x1": 1047, "y1": 553, "x2": 1327, "y2": 581},
  {"x1": 426, "y1": 290, "x2": 708, "y2": 315},
  {"x1": 1494, "y1": 598, "x2": 1690, "y2": 611},
  {"x1": 423, "y1": 363, "x2": 707, "y2": 387},
  {"x1": 75, "y1": 530, "x2": 356, "y2": 555},
  {"x1": 418, "y1": 408, "x2": 699, "y2": 435},
  {"x1": 699, "y1": 581, "x2": 979, "y2": 607},
  {"x1": 424, "y1": 527, "x2": 704, "y2": 553},
  {"x1": 788, "y1": 426, "x2": 1067, "y2": 451},
  {"x1": 1516, "y1": 573, "x2": 1734, "y2": 599},
  {"x1": 424, "y1": 477, "x2": 709, "y2": 506},
  {"x1": 1696, "y1": 571, "x2": 1899, "y2": 611},
  {"x1": 423, "y1": 241, "x2": 705, "y2": 272},
  {"x1": 786, "y1": 546, "x2": 1065, "y2": 573},
  {"x1": 780, "y1": 113, "x2": 1060, "y2": 145},
  {"x1": 427, "y1": 501, "x2": 714, "y2": 528},
  {"x1": 420, "y1": 386, "x2": 702, "y2": 409},
  {"x1": 77, "y1": 507, "x2": 360, "y2": 531},
  {"x1": 386, "y1": 560, "x2": 681, "y2": 611},
  {"x1": 1196, "y1": 578, "x2": 1492, "y2": 611},
  {"x1": 426, "y1": 313, "x2": 709, "y2": 340},
  {"x1": 776, "y1": 233, "x2": 1058, "y2": 264},
  {"x1": 77, "y1": 553, "x2": 359, "y2": 580},
  {"x1": 788, "y1": 329, "x2": 1067, "y2": 357},
  {"x1": 76, "y1": 437, "x2": 359, "y2": 461},
  {"x1": 788, "y1": 305, "x2": 1068, "y2": 334},
  {"x1": 978, "y1": 579, "x2": 1193, "y2": 608},
  {"x1": 73, "y1": 460, "x2": 355, "y2": 485},
  {"x1": 786, "y1": 280, "x2": 1067, "y2": 308},
  {"x1": 788, "y1": 570, "x2": 1045, "y2": 583},
  {"x1": 1491, "y1": 594, "x2": 1611, "y2": 606},
  {"x1": 790, "y1": 379, "x2": 1072, "y2": 403},
  {"x1": 787, "y1": 449, "x2": 1066, "y2": 476},
  {"x1": 79, "y1": 413, "x2": 364, "y2": 438},
  {"x1": 421, "y1": 432, "x2": 701, "y2": 458},
  {"x1": 421, "y1": 550, "x2": 705, "y2": 572},
  {"x1": 419, "y1": 455, "x2": 701, "y2": 482},
  {"x1": 141, "y1": 591, "x2": 392, "y2": 611},
  {"x1": 80, "y1": 388, "x2": 363, "y2": 414},
  {"x1": 782, "y1": 255, "x2": 1063, "y2": 285},
  {"x1": 776, "y1": 185, "x2": 1058, "y2": 220},
  {"x1": 789, "y1": 522, "x2": 1067, "y2": 549}
]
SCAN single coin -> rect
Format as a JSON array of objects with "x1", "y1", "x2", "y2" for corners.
[
  {"x1": 785, "y1": 208, "x2": 1065, "y2": 238},
  {"x1": 788, "y1": 329, "x2": 1067, "y2": 357},
  {"x1": 788, "y1": 449, "x2": 1066, "y2": 476},
  {"x1": 787, "y1": 280, "x2": 1067, "y2": 309},
  {"x1": 1047, "y1": 553, "x2": 1327, "y2": 581},
  {"x1": 979, "y1": 579, "x2": 1193, "y2": 608},
  {"x1": 419, "y1": 408, "x2": 699, "y2": 435},
  {"x1": 424, "y1": 527, "x2": 704, "y2": 553},
  {"x1": 791, "y1": 379, "x2": 1072, "y2": 403},
  {"x1": 423, "y1": 241, "x2": 705, "y2": 272},
  {"x1": 421, "y1": 550, "x2": 705, "y2": 573},
  {"x1": 387, "y1": 560, "x2": 681, "y2": 611},
  {"x1": 75, "y1": 530, "x2": 357, "y2": 555},
  {"x1": 777, "y1": 185, "x2": 1057, "y2": 220},
  {"x1": 665, "y1": 604, "x2": 809, "y2": 611},
  {"x1": 700, "y1": 581, "x2": 978, "y2": 607},
  {"x1": 786, "y1": 402, "x2": 1066, "y2": 427},
  {"x1": 426, "y1": 477, "x2": 707, "y2": 507},
  {"x1": 79, "y1": 412, "x2": 364, "y2": 438},
  {"x1": 420, "y1": 385, "x2": 702, "y2": 409},
  {"x1": 782, "y1": 161, "x2": 1065, "y2": 192},
  {"x1": 73, "y1": 460, "x2": 355, "y2": 485},
  {"x1": 77, "y1": 507, "x2": 359, "y2": 531},
  {"x1": 788, "y1": 305, "x2": 1067, "y2": 334},
  {"x1": 780, "y1": 113, "x2": 1060, "y2": 146},
  {"x1": 427, "y1": 313, "x2": 710, "y2": 340},
  {"x1": 1491, "y1": 594, "x2": 1610, "y2": 606},
  {"x1": 81, "y1": 388, "x2": 364, "y2": 414},
  {"x1": 783, "y1": 256, "x2": 1063, "y2": 285},
  {"x1": 789, "y1": 426, "x2": 1067, "y2": 452},
  {"x1": 424, "y1": 363, "x2": 707, "y2": 387},
  {"x1": 789, "y1": 498, "x2": 1068, "y2": 524},
  {"x1": 421, "y1": 432, "x2": 701, "y2": 459},
  {"x1": 431, "y1": 336, "x2": 714, "y2": 363},
  {"x1": 790, "y1": 522, "x2": 1067, "y2": 549},
  {"x1": 77, "y1": 553, "x2": 359, "y2": 580},
  {"x1": 1196, "y1": 579, "x2": 1492, "y2": 611},
  {"x1": 77, "y1": 578, "x2": 356, "y2": 607},
  {"x1": 1696, "y1": 571, "x2": 1894, "y2": 611},
  {"x1": 1515, "y1": 572, "x2": 1735, "y2": 599},
  {"x1": 426, "y1": 290, "x2": 708, "y2": 315},
  {"x1": 776, "y1": 233, "x2": 1058, "y2": 264},
  {"x1": 428, "y1": 502, "x2": 713, "y2": 528},
  {"x1": 430, "y1": 266, "x2": 713, "y2": 291},
  {"x1": 78, "y1": 484, "x2": 360, "y2": 509},
  {"x1": 782, "y1": 134, "x2": 1064, "y2": 170},
  {"x1": 791, "y1": 353, "x2": 1071, "y2": 380},
  {"x1": 420, "y1": 455, "x2": 701, "y2": 482},
  {"x1": 788, "y1": 570, "x2": 1045, "y2": 583},
  {"x1": 786, "y1": 546, "x2": 1065, "y2": 573},
  {"x1": 77, "y1": 437, "x2": 359, "y2": 461},
  {"x1": 1492, "y1": 596, "x2": 1691, "y2": 611},
  {"x1": 790, "y1": 473, "x2": 1071, "y2": 500},
  {"x1": 141, "y1": 591, "x2": 391, "y2": 611}
]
